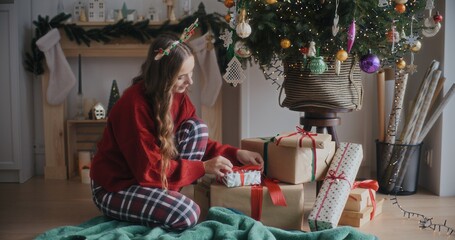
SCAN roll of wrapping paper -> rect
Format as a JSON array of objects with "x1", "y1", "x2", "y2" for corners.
[
  {"x1": 380, "y1": 72, "x2": 409, "y2": 192},
  {"x1": 418, "y1": 84, "x2": 455, "y2": 143},
  {"x1": 399, "y1": 61, "x2": 440, "y2": 144},
  {"x1": 377, "y1": 70, "x2": 386, "y2": 142},
  {"x1": 384, "y1": 71, "x2": 408, "y2": 145},
  {"x1": 392, "y1": 70, "x2": 442, "y2": 190}
]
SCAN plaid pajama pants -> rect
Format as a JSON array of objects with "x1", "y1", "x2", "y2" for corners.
[{"x1": 91, "y1": 118, "x2": 208, "y2": 230}]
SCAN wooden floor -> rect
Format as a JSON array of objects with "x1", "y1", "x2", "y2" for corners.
[{"x1": 1, "y1": 177, "x2": 454, "y2": 240}]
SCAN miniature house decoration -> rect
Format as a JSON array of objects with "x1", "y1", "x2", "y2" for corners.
[
  {"x1": 91, "y1": 102, "x2": 106, "y2": 120},
  {"x1": 73, "y1": 1, "x2": 86, "y2": 22},
  {"x1": 88, "y1": 0, "x2": 105, "y2": 22},
  {"x1": 147, "y1": 7, "x2": 159, "y2": 22}
]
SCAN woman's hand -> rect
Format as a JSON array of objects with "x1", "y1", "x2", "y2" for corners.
[
  {"x1": 203, "y1": 156, "x2": 233, "y2": 177},
  {"x1": 237, "y1": 149, "x2": 264, "y2": 169}
]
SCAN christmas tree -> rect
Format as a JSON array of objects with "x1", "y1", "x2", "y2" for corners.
[
  {"x1": 220, "y1": 0, "x2": 442, "y2": 70},
  {"x1": 107, "y1": 80, "x2": 120, "y2": 117}
]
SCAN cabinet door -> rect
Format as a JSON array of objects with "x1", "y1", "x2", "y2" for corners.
[{"x1": 0, "y1": 3, "x2": 21, "y2": 178}]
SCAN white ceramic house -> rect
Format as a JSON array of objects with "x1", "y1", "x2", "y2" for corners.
[
  {"x1": 73, "y1": 1, "x2": 86, "y2": 22},
  {"x1": 88, "y1": 0, "x2": 105, "y2": 22}
]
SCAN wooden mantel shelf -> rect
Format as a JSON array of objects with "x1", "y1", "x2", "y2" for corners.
[{"x1": 42, "y1": 26, "x2": 222, "y2": 180}]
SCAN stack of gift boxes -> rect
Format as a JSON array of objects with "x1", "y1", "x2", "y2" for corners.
[
  {"x1": 194, "y1": 127, "x2": 371, "y2": 231},
  {"x1": 338, "y1": 181, "x2": 385, "y2": 227}
]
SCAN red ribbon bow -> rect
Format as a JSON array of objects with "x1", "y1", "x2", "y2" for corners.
[
  {"x1": 352, "y1": 180, "x2": 379, "y2": 220},
  {"x1": 325, "y1": 170, "x2": 351, "y2": 187}
]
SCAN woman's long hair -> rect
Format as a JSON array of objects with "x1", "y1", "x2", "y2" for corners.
[{"x1": 133, "y1": 34, "x2": 193, "y2": 190}]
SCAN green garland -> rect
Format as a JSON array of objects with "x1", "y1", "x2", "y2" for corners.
[{"x1": 25, "y1": 3, "x2": 229, "y2": 76}]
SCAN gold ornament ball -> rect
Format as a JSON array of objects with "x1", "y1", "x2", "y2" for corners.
[
  {"x1": 266, "y1": 0, "x2": 278, "y2": 4},
  {"x1": 280, "y1": 38, "x2": 291, "y2": 49},
  {"x1": 396, "y1": 58, "x2": 406, "y2": 69},
  {"x1": 394, "y1": 0, "x2": 408, "y2": 4},
  {"x1": 336, "y1": 49, "x2": 348, "y2": 61},
  {"x1": 411, "y1": 40, "x2": 422, "y2": 52}
]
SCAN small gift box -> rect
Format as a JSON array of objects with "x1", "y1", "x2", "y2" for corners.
[
  {"x1": 241, "y1": 135, "x2": 335, "y2": 184},
  {"x1": 345, "y1": 180, "x2": 379, "y2": 213},
  {"x1": 308, "y1": 142, "x2": 363, "y2": 231},
  {"x1": 218, "y1": 165, "x2": 262, "y2": 188},
  {"x1": 210, "y1": 181, "x2": 305, "y2": 230},
  {"x1": 339, "y1": 198, "x2": 385, "y2": 227}
]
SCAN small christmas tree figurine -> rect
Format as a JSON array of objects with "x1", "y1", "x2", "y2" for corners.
[{"x1": 107, "y1": 79, "x2": 120, "y2": 117}]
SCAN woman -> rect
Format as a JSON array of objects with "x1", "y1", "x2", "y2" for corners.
[{"x1": 90, "y1": 33, "x2": 263, "y2": 230}]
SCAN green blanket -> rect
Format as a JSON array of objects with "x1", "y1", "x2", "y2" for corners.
[{"x1": 35, "y1": 207, "x2": 377, "y2": 240}]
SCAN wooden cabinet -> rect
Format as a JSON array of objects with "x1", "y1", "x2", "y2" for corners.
[
  {"x1": 66, "y1": 120, "x2": 106, "y2": 179},
  {"x1": 42, "y1": 24, "x2": 222, "y2": 179}
]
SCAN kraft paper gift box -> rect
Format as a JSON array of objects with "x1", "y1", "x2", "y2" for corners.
[
  {"x1": 210, "y1": 182, "x2": 305, "y2": 230},
  {"x1": 308, "y1": 142, "x2": 363, "y2": 231},
  {"x1": 344, "y1": 188, "x2": 370, "y2": 212},
  {"x1": 339, "y1": 198, "x2": 385, "y2": 227},
  {"x1": 241, "y1": 137, "x2": 336, "y2": 184}
]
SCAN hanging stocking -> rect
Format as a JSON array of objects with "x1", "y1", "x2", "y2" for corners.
[
  {"x1": 36, "y1": 29, "x2": 76, "y2": 105},
  {"x1": 189, "y1": 32, "x2": 223, "y2": 107}
]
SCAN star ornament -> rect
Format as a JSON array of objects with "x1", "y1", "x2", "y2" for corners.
[
  {"x1": 405, "y1": 34, "x2": 419, "y2": 45},
  {"x1": 406, "y1": 64, "x2": 418, "y2": 74},
  {"x1": 219, "y1": 29, "x2": 233, "y2": 49}
]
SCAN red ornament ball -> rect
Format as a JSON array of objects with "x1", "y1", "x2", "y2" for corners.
[
  {"x1": 300, "y1": 47, "x2": 309, "y2": 55},
  {"x1": 433, "y1": 12, "x2": 443, "y2": 23},
  {"x1": 395, "y1": 3, "x2": 406, "y2": 14}
]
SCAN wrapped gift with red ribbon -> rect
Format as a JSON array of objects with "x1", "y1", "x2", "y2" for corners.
[
  {"x1": 217, "y1": 165, "x2": 262, "y2": 188},
  {"x1": 210, "y1": 179, "x2": 305, "y2": 230},
  {"x1": 308, "y1": 142, "x2": 363, "y2": 231},
  {"x1": 241, "y1": 131, "x2": 335, "y2": 184}
]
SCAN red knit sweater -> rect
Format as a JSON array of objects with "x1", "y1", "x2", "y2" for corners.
[{"x1": 90, "y1": 81, "x2": 239, "y2": 192}]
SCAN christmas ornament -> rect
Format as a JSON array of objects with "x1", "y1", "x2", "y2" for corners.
[
  {"x1": 394, "y1": 0, "x2": 408, "y2": 4},
  {"x1": 396, "y1": 58, "x2": 406, "y2": 69},
  {"x1": 359, "y1": 50, "x2": 380, "y2": 73},
  {"x1": 433, "y1": 11, "x2": 443, "y2": 23},
  {"x1": 219, "y1": 28, "x2": 233, "y2": 49},
  {"x1": 378, "y1": 0, "x2": 389, "y2": 7},
  {"x1": 236, "y1": 22, "x2": 252, "y2": 38},
  {"x1": 335, "y1": 49, "x2": 348, "y2": 75},
  {"x1": 234, "y1": 41, "x2": 252, "y2": 58},
  {"x1": 280, "y1": 38, "x2": 291, "y2": 49},
  {"x1": 387, "y1": 26, "x2": 400, "y2": 43},
  {"x1": 224, "y1": 13, "x2": 232, "y2": 23},
  {"x1": 395, "y1": 4, "x2": 406, "y2": 14},
  {"x1": 309, "y1": 56, "x2": 328, "y2": 74},
  {"x1": 236, "y1": 9, "x2": 251, "y2": 39},
  {"x1": 300, "y1": 47, "x2": 309, "y2": 55},
  {"x1": 347, "y1": 19, "x2": 356, "y2": 53},
  {"x1": 410, "y1": 40, "x2": 422, "y2": 52},
  {"x1": 400, "y1": 27, "x2": 407, "y2": 39},
  {"x1": 223, "y1": 57, "x2": 246, "y2": 87},
  {"x1": 308, "y1": 41, "x2": 316, "y2": 57},
  {"x1": 422, "y1": 0, "x2": 441, "y2": 37},
  {"x1": 336, "y1": 49, "x2": 348, "y2": 62},
  {"x1": 332, "y1": 0, "x2": 340, "y2": 37},
  {"x1": 224, "y1": 0, "x2": 235, "y2": 8},
  {"x1": 266, "y1": 0, "x2": 277, "y2": 4}
]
